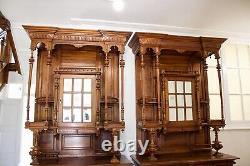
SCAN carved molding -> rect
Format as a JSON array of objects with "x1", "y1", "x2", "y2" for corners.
[
  {"x1": 129, "y1": 32, "x2": 226, "y2": 56},
  {"x1": 54, "y1": 66, "x2": 101, "y2": 75},
  {"x1": 23, "y1": 25, "x2": 132, "y2": 52}
]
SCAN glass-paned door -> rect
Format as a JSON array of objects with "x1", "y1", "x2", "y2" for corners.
[{"x1": 60, "y1": 75, "x2": 95, "y2": 124}]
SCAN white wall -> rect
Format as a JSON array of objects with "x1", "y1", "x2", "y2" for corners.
[{"x1": 212, "y1": 129, "x2": 250, "y2": 166}]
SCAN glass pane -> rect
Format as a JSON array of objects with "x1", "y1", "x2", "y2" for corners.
[
  {"x1": 243, "y1": 95, "x2": 250, "y2": 120},
  {"x1": 169, "y1": 108, "x2": 176, "y2": 121},
  {"x1": 240, "y1": 69, "x2": 250, "y2": 94},
  {"x1": 177, "y1": 95, "x2": 184, "y2": 107},
  {"x1": 168, "y1": 81, "x2": 175, "y2": 93},
  {"x1": 63, "y1": 94, "x2": 71, "y2": 107},
  {"x1": 227, "y1": 69, "x2": 241, "y2": 94},
  {"x1": 73, "y1": 108, "x2": 81, "y2": 122},
  {"x1": 168, "y1": 95, "x2": 176, "y2": 107},
  {"x1": 224, "y1": 44, "x2": 238, "y2": 67},
  {"x1": 74, "y1": 79, "x2": 82, "y2": 92},
  {"x1": 83, "y1": 94, "x2": 92, "y2": 107},
  {"x1": 185, "y1": 81, "x2": 192, "y2": 93},
  {"x1": 64, "y1": 79, "x2": 72, "y2": 91},
  {"x1": 84, "y1": 79, "x2": 92, "y2": 92},
  {"x1": 83, "y1": 108, "x2": 91, "y2": 122},
  {"x1": 186, "y1": 108, "x2": 193, "y2": 120},
  {"x1": 63, "y1": 108, "x2": 71, "y2": 122},
  {"x1": 238, "y1": 44, "x2": 250, "y2": 68},
  {"x1": 73, "y1": 94, "x2": 81, "y2": 107},
  {"x1": 176, "y1": 81, "x2": 183, "y2": 93},
  {"x1": 178, "y1": 108, "x2": 185, "y2": 121},
  {"x1": 185, "y1": 95, "x2": 192, "y2": 107},
  {"x1": 209, "y1": 95, "x2": 221, "y2": 120},
  {"x1": 229, "y1": 95, "x2": 243, "y2": 121},
  {"x1": 208, "y1": 68, "x2": 219, "y2": 93}
]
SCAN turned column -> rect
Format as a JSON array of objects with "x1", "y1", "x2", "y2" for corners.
[
  {"x1": 26, "y1": 48, "x2": 36, "y2": 123},
  {"x1": 104, "y1": 48, "x2": 110, "y2": 124},
  {"x1": 96, "y1": 73, "x2": 101, "y2": 126},
  {"x1": 200, "y1": 37, "x2": 210, "y2": 121},
  {"x1": 119, "y1": 49, "x2": 125, "y2": 123},
  {"x1": 154, "y1": 48, "x2": 162, "y2": 123},
  {"x1": 140, "y1": 48, "x2": 146, "y2": 123},
  {"x1": 45, "y1": 49, "x2": 52, "y2": 122},
  {"x1": 162, "y1": 73, "x2": 167, "y2": 123},
  {"x1": 215, "y1": 53, "x2": 225, "y2": 121},
  {"x1": 53, "y1": 74, "x2": 60, "y2": 126}
]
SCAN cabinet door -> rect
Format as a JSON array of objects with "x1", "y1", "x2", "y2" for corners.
[{"x1": 59, "y1": 75, "x2": 96, "y2": 127}]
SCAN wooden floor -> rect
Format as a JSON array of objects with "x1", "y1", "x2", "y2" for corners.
[{"x1": 38, "y1": 156, "x2": 132, "y2": 166}]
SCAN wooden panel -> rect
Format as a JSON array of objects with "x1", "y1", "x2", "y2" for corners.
[
  {"x1": 61, "y1": 50, "x2": 97, "y2": 67},
  {"x1": 39, "y1": 132, "x2": 55, "y2": 151},
  {"x1": 62, "y1": 134, "x2": 93, "y2": 150}
]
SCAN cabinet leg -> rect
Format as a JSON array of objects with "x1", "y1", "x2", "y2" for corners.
[
  {"x1": 148, "y1": 129, "x2": 157, "y2": 161},
  {"x1": 30, "y1": 130, "x2": 41, "y2": 165}
]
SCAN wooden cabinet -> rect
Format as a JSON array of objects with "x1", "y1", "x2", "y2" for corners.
[
  {"x1": 23, "y1": 25, "x2": 132, "y2": 165},
  {"x1": 128, "y1": 32, "x2": 239, "y2": 165}
]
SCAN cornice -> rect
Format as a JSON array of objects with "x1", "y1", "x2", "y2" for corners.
[{"x1": 22, "y1": 25, "x2": 132, "y2": 51}]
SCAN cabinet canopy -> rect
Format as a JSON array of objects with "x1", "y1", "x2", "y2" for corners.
[{"x1": 129, "y1": 32, "x2": 226, "y2": 58}]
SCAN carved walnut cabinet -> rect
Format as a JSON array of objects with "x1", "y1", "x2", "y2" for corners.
[
  {"x1": 23, "y1": 25, "x2": 132, "y2": 165},
  {"x1": 128, "y1": 32, "x2": 239, "y2": 166}
]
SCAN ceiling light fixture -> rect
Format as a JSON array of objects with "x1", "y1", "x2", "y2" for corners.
[{"x1": 110, "y1": 0, "x2": 125, "y2": 12}]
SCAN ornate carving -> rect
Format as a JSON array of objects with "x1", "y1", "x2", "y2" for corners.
[
  {"x1": 54, "y1": 66, "x2": 101, "y2": 75},
  {"x1": 148, "y1": 128, "x2": 158, "y2": 161},
  {"x1": 211, "y1": 126, "x2": 223, "y2": 156},
  {"x1": 29, "y1": 129, "x2": 41, "y2": 165}
]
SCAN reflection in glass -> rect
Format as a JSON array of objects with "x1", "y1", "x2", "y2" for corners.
[
  {"x1": 186, "y1": 108, "x2": 193, "y2": 120},
  {"x1": 64, "y1": 79, "x2": 72, "y2": 91},
  {"x1": 169, "y1": 108, "x2": 176, "y2": 121},
  {"x1": 74, "y1": 79, "x2": 82, "y2": 92},
  {"x1": 73, "y1": 94, "x2": 81, "y2": 106},
  {"x1": 177, "y1": 81, "x2": 183, "y2": 93},
  {"x1": 63, "y1": 108, "x2": 71, "y2": 122},
  {"x1": 83, "y1": 94, "x2": 92, "y2": 107},
  {"x1": 185, "y1": 81, "x2": 192, "y2": 93},
  {"x1": 84, "y1": 79, "x2": 92, "y2": 92},
  {"x1": 177, "y1": 95, "x2": 184, "y2": 107},
  {"x1": 73, "y1": 108, "x2": 81, "y2": 122},
  {"x1": 168, "y1": 81, "x2": 175, "y2": 93},
  {"x1": 83, "y1": 108, "x2": 91, "y2": 122},
  {"x1": 178, "y1": 108, "x2": 185, "y2": 121},
  {"x1": 169, "y1": 95, "x2": 176, "y2": 107},
  {"x1": 185, "y1": 95, "x2": 192, "y2": 107},
  {"x1": 63, "y1": 94, "x2": 71, "y2": 106}
]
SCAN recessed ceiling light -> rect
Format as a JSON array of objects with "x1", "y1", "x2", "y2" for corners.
[{"x1": 110, "y1": 0, "x2": 125, "y2": 12}]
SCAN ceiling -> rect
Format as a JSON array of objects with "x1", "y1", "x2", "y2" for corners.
[
  {"x1": 1, "y1": 0, "x2": 250, "y2": 33},
  {"x1": 0, "y1": 0, "x2": 250, "y2": 52}
]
